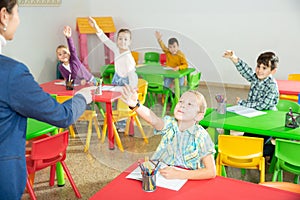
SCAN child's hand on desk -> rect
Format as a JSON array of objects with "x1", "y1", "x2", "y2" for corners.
[{"x1": 159, "y1": 166, "x2": 181, "y2": 179}]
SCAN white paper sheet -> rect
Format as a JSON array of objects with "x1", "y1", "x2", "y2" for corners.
[
  {"x1": 126, "y1": 163, "x2": 187, "y2": 191},
  {"x1": 226, "y1": 105, "x2": 267, "y2": 118}
]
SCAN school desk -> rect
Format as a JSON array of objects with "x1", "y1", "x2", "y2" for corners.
[
  {"x1": 26, "y1": 118, "x2": 66, "y2": 186},
  {"x1": 135, "y1": 65, "x2": 195, "y2": 103},
  {"x1": 90, "y1": 162, "x2": 300, "y2": 200},
  {"x1": 39, "y1": 80, "x2": 122, "y2": 150},
  {"x1": 277, "y1": 79, "x2": 300, "y2": 95},
  {"x1": 200, "y1": 109, "x2": 300, "y2": 141}
]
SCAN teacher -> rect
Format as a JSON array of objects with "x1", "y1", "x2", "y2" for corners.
[{"x1": 0, "y1": 1, "x2": 96, "y2": 199}]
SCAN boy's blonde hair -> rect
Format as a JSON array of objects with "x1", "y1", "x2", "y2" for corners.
[
  {"x1": 56, "y1": 45, "x2": 70, "y2": 55},
  {"x1": 186, "y1": 90, "x2": 207, "y2": 114}
]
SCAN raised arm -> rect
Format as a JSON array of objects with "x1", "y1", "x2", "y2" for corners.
[
  {"x1": 121, "y1": 84, "x2": 164, "y2": 130},
  {"x1": 223, "y1": 50, "x2": 239, "y2": 64},
  {"x1": 155, "y1": 31, "x2": 168, "y2": 52}
]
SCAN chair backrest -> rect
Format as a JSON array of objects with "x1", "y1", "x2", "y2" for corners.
[
  {"x1": 259, "y1": 181, "x2": 300, "y2": 194},
  {"x1": 144, "y1": 52, "x2": 160, "y2": 63},
  {"x1": 187, "y1": 72, "x2": 201, "y2": 90},
  {"x1": 276, "y1": 99, "x2": 300, "y2": 113},
  {"x1": 218, "y1": 135, "x2": 264, "y2": 158},
  {"x1": 137, "y1": 78, "x2": 148, "y2": 105},
  {"x1": 56, "y1": 95, "x2": 73, "y2": 103},
  {"x1": 141, "y1": 74, "x2": 165, "y2": 93},
  {"x1": 160, "y1": 53, "x2": 166, "y2": 65},
  {"x1": 28, "y1": 131, "x2": 69, "y2": 171},
  {"x1": 100, "y1": 64, "x2": 115, "y2": 84},
  {"x1": 288, "y1": 74, "x2": 300, "y2": 81},
  {"x1": 275, "y1": 138, "x2": 300, "y2": 168},
  {"x1": 131, "y1": 51, "x2": 139, "y2": 65}
]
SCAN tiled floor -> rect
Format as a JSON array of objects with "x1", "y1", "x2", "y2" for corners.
[{"x1": 21, "y1": 83, "x2": 297, "y2": 200}]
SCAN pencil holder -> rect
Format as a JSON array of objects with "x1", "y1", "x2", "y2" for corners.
[
  {"x1": 142, "y1": 173, "x2": 156, "y2": 192},
  {"x1": 217, "y1": 102, "x2": 226, "y2": 114},
  {"x1": 285, "y1": 111, "x2": 300, "y2": 129},
  {"x1": 65, "y1": 80, "x2": 74, "y2": 90}
]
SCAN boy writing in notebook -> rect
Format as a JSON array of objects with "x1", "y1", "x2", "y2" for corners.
[
  {"x1": 121, "y1": 86, "x2": 216, "y2": 180},
  {"x1": 223, "y1": 50, "x2": 279, "y2": 160},
  {"x1": 155, "y1": 31, "x2": 188, "y2": 88}
]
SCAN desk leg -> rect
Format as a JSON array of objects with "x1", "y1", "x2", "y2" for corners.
[
  {"x1": 51, "y1": 129, "x2": 65, "y2": 186},
  {"x1": 106, "y1": 103, "x2": 115, "y2": 150},
  {"x1": 174, "y1": 78, "x2": 180, "y2": 104}
]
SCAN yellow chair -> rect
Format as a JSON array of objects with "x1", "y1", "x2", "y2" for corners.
[
  {"x1": 131, "y1": 51, "x2": 139, "y2": 65},
  {"x1": 56, "y1": 96, "x2": 101, "y2": 152},
  {"x1": 279, "y1": 74, "x2": 300, "y2": 102},
  {"x1": 259, "y1": 182, "x2": 300, "y2": 194},
  {"x1": 216, "y1": 135, "x2": 265, "y2": 183},
  {"x1": 102, "y1": 79, "x2": 149, "y2": 152}
]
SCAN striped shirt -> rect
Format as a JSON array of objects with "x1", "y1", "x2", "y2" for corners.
[
  {"x1": 151, "y1": 116, "x2": 215, "y2": 169},
  {"x1": 235, "y1": 59, "x2": 279, "y2": 110}
]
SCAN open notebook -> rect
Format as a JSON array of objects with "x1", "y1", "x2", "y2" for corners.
[
  {"x1": 126, "y1": 162, "x2": 187, "y2": 191},
  {"x1": 226, "y1": 105, "x2": 267, "y2": 118}
]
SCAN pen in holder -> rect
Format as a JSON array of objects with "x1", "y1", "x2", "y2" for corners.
[
  {"x1": 65, "y1": 80, "x2": 74, "y2": 90},
  {"x1": 138, "y1": 158, "x2": 160, "y2": 192},
  {"x1": 215, "y1": 94, "x2": 226, "y2": 114}
]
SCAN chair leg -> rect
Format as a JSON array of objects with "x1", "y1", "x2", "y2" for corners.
[
  {"x1": 124, "y1": 117, "x2": 131, "y2": 136},
  {"x1": 294, "y1": 175, "x2": 299, "y2": 184},
  {"x1": 112, "y1": 123, "x2": 124, "y2": 152},
  {"x1": 272, "y1": 169, "x2": 279, "y2": 182},
  {"x1": 69, "y1": 125, "x2": 76, "y2": 138},
  {"x1": 84, "y1": 119, "x2": 93, "y2": 152},
  {"x1": 133, "y1": 115, "x2": 148, "y2": 144},
  {"x1": 101, "y1": 117, "x2": 107, "y2": 143},
  {"x1": 26, "y1": 177, "x2": 36, "y2": 200},
  {"x1": 60, "y1": 161, "x2": 82, "y2": 198},
  {"x1": 49, "y1": 165, "x2": 56, "y2": 186},
  {"x1": 162, "y1": 93, "x2": 169, "y2": 117},
  {"x1": 93, "y1": 116, "x2": 101, "y2": 139},
  {"x1": 260, "y1": 158, "x2": 265, "y2": 183}
]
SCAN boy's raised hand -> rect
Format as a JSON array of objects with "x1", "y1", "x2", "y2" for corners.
[
  {"x1": 63, "y1": 26, "x2": 72, "y2": 38},
  {"x1": 155, "y1": 31, "x2": 162, "y2": 40},
  {"x1": 223, "y1": 50, "x2": 234, "y2": 58},
  {"x1": 121, "y1": 84, "x2": 138, "y2": 107}
]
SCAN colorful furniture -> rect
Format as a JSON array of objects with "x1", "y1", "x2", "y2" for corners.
[
  {"x1": 76, "y1": 17, "x2": 116, "y2": 68},
  {"x1": 160, "y1": 53, "x2": 166, "y2": 66},
  {"x1": 56, "y1": 96, "x2": 101, "y2": 152},
  {"x1": 131, "y1": 51, "x2": 139, "y2": 65},
  {"x1": 90, "y1": 162, "x2": 300, "y2": 200},
  {"x1": 26, "y1": 130, "x2": 81, "y2": 199},
  {"x1": 272, "y1": 138, "x2": 300, "y2": 184},
  {"x1": 100, "y1": 64, "x2": 115, "y2": 84},
  {"x1": 142, "y1": 74, "x2": 175, "y2": 117},
  {"x1": 135, "y1": 65, "x2": 195, "y2": 104},
  {"x1": 278, "y1": 75, "x2": 300, "y2": 102},
  {"x1": 259, "y1": 181, "x2": 300, "y2": 194},
  {"x1": 276, "y1": 99, "x2": 300, "y2": 112},
  {"x1": 101, "y1": 79, "x2": 149, "y2": 151},
  {"x1": 180, "y1": 72, "x2": 201, "y2": 95},
  {"x1": 144, "y1": 52, "x2": 160, "y2": 64},
  {"x1": 216, "y1": 135, "x2": 265, "y2": 183}
]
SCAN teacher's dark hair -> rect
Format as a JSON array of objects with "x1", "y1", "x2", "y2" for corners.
[{"x1": 0, "y1": 0, "x2": 17, "y2": 13}]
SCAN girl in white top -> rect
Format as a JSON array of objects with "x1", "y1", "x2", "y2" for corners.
[{"x1": 88, "y1": 17, "x2": 138, "y2": 88}]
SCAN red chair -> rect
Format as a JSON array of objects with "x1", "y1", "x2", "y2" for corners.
[
  {"x1": 160, "y1": 53, "x2": 166, "y2": 66},
  {"x1": 25, "y1": 131, "x2": 81, "y2": 199}
]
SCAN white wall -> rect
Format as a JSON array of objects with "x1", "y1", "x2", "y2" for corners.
[{"x1": 3, "y1": 0, "x2": 300, "y2": 85}]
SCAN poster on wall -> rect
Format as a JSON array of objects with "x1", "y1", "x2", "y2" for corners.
[{"x1": 19, "y1": 0, "x2": 61, "y2": 6}]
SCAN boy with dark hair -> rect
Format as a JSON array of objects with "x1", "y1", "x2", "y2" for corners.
[{"x1": 155, "y1": 31, "x2": 188, "y2": 87}]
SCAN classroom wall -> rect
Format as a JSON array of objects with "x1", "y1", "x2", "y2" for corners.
[{"x1": 3, "y1": 0, "x2": 300, "y2": 85}]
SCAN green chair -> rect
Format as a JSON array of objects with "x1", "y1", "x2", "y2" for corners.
[
  {"x1": 144, "y1": 52, "x2": 160, "y2": 64},
  {"x1": 276, "y1": 99, "x2": 300, "y2": 113},
  {"x1": 180, "y1": 72, "x2": 201, "y2": 95},
  {"x1": 100, "y1": 64, "x2": 115, "y2": 84},
  {"x1": 272, "y1": 138, "x2": 300, "y2": 183},
  {"x1": 142, "y1": 74, "x2": 175, "y2": 117}
]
